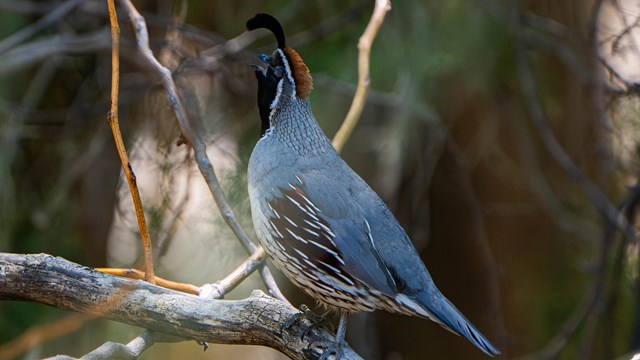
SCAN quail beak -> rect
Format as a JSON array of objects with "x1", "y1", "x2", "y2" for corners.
[{"x1": 251, "y1": 54, "x2": 270, "y2": 77}]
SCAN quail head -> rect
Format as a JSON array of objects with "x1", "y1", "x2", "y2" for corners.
[{"x1": 245, "y1": 13, "x2": 500, "y2": 358}]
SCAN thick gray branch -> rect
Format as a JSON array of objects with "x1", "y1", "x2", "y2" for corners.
[{"x1": 0, "y1": 253, "x2": 361, "y2": 360}]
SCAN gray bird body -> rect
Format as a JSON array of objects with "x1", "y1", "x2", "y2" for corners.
[{"x1": 248, "y1": 85, "x2": 499, "y2": 356}]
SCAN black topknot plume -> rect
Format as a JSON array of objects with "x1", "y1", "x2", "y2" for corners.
[{"x1": 246, "y1": 13, "x2": 286, "y2": 49}]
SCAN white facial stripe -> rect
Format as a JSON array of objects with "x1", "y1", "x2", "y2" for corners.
[
  {"x1": 270, "y1": 78, "x2": 283, "y2": 110},
  {"x1": 275, "y1": 48, "x2": 296, "y2": 97}
]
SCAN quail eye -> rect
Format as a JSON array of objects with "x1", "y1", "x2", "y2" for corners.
[{"x1": 273, "y1": 66, "x2": 284, "y2": 77}]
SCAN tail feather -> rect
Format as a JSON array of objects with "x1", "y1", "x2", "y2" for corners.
[{"x1": 410, "y1": 291, "x2": 501, "y2": 357}]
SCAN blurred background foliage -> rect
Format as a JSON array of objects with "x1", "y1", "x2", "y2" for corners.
[{"x1": 0, "y1": 0, "x2": 639, "y2": 359}]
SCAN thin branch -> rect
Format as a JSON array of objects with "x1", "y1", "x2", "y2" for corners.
[
  {"x1": 626, "y1": 184, "x2": 640, "y2": 349},
  {"x1": 515, "y1": 272, "x2": 603, "y2": 360},
  {"x1": 511, "y1": 0, "x2": 635, "y2": 242},
  {"x1": 0, "y1": 314, "x2": 93, "y2": 360},
  {"x1": 96, "y1": 247, "x2": 267, "y2": 299},
  {"x1": 609, "y1": 2, "x2": 640, "y2": 58},
  {"x1": 47, "y1": 330, "x2": 183, "y2": 360},
  {"x1": 1, "y1": 56, "x2": 63, "y2": 244},
  {"x1": 511, "y1": 1, "x2": 636, "y2": 358},
  {"x1": 107, "y1": 0, "x2": 155, "y2": 284},
  {"x1": 0, "y1": 0, "x2": 56, "y2": 14},
  {"x1": 523, "y1": 184, "x2": 640, "y2": 360},
  {"x1": 0, "y1": 253, "x2": 363, "y2": 360},
  {"x1": 259, "y1": 265, "x2": 288, "y2": 302},
  {"x1": 331, "y1": 0, "x2": 391, "y2": 153},
  {"x1": 116, "y1": 0, "x2": 285, "y2": 301},
  {"x1": 123, "y1": 331, "x2": 182, "y2": 357},
  {"x1": 156, "y1": 153, "x2": 193, "y2": 260},
  {"x1": 117, "y1": 0, "x2": 195, "y2": 147},
  {"x1": 599, "y1": 56, "x2": 640, "y2": 95},
  {"x1": 96, "y1": 268, "x2": 199, "y2": 294},
  {"x1": 0, "y1": 0, "x2": 84, "y2": 54},
  {"x1": 200, "y1": 247, "x2": 266, "y2": 299},
  {"x1": 0, "y1": 30, "x2": 111, "y2": 77}
]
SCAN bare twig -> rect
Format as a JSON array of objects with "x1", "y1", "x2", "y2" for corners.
[
  {"x1": 48, "y1": 330, "x2": 183, "y2": 360},
  {"x1": 96, "y1": 268, "x2": 199, "y2": 294},
  {"x1": 520, "y1": 184, "x2": 640, "y2": 360},
  {"x1": 511, "y1": 0, "x2": 635, "y2": 242},
  {"x1": 259, "y1": 265, "x2": 287, "y2": 302},
  {"x1": 96, "y1": 247, "x2": 267, "y2": 299},
  {"x1": 609, "y1": 1, "x2": 640, "y2": 58},
  {"x1": 1, "y1": 56, "x2": 62, "y2": 244},
  {"x1": 158, "y1": 0, "x2": 187, "y2": 70},
  {"x1": 331, "y1": 0, "x2": 391, "y2": 153},
  {"x1": 511, "y1": 1, "x2": 637, "y2": 358},
  {"x1": 0, "y1": 253, "x2": 363, "y2": 360},
  {"x1": 0, "y1": 30, "x2": 111, "y2": 77},
  {"x1": 0, "y1": 314, "x2": 93, "y2": 360},
  {"x1": 200, "y1": 247, "x2": 266, "y2": 299},
  {"x1": 123, "y1": 331, "x2": 182, "y2": 357},
  {"x1": 599, "y1": 56, "x2": 640, "y2": 95},
  {"x1": 0, "y1": 0, "x2": 84, "y2": 54},
  {"x1": 116, "y1": 0, "x2": 285, "y2": 301},
  {"x1": 587, "y1": 184, "x2": 640, "y2": 358},
  {"x1": 0, "y1": 0, "x2": 56, "y2": 14},
  {"x1": 156, "y1": 154, "x2": 193, "y2": 260},
  {"x1": 107, "y1": 0, "x2": 155, "y2": 284},
  {"x1": 626, "y1": 185, "x2": 640, "y2": 349},
  {"x1": 515, "y1": 275, "x2": 603, "y2": 360}
]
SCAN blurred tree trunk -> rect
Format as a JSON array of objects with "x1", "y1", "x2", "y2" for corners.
[{"x1": 384, "y1": 0, "x2": 609, "y2": 358}]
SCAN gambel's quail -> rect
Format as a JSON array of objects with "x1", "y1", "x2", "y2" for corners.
[{"x1": 246, "y1": 13, "x2": 500, "y2": 358}]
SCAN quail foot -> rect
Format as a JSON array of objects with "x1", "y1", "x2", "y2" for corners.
[{"x1": 246, "y1": 13, "x2": 501, "y2": 359}]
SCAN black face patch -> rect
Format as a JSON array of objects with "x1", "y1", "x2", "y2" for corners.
[
  {"x1": 255, "y1": 67, "x2": 279, "y2": 136},
  {"x1": 254, "y1": 53, "x2": 286, "y2": 137}
]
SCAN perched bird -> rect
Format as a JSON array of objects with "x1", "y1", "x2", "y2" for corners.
[{"x1": 246, "y1": 13, "x2": 500, "y2": 358}]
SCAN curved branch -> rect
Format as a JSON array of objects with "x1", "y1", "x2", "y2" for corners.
[
  {"x1": 0, "y1": 253, "x2": 362, "y2": 360},
  {"x1": 107, "y1": 0, "x2": 155, "y2": 284},
  {"x1": 331, "y1": 0, "x2": 391, "y2": 153},
  {"x1": 116, "y1": 0, "x2": 286, "y2": 302}
]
